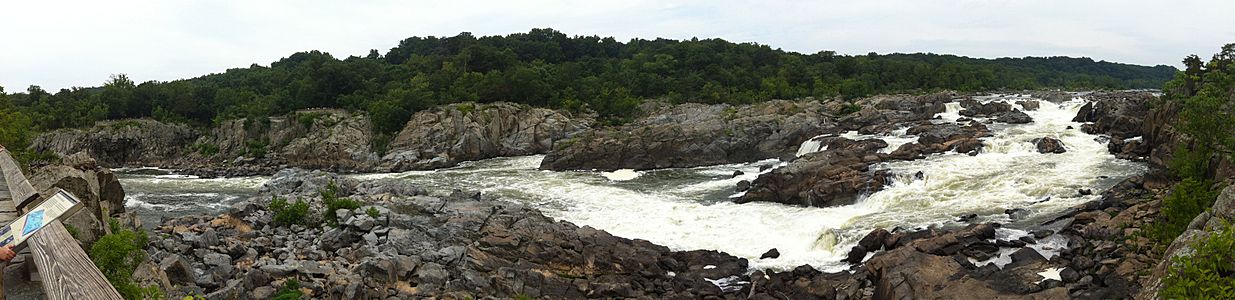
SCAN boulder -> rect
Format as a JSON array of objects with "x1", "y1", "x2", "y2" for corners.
[
  {"x1": 1034, "y1": 137, "x2": 1067, "y2": 154},
  {"x1": 737, "y1": 142, "x2": 891, "y2": 208},
  {"x1": 995, "y1": 110, "x2": 1033, "y2": 124}
]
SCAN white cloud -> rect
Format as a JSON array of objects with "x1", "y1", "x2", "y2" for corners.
[{"x1": 2, "y1": 0, "x2": 1232, "y2": 90}]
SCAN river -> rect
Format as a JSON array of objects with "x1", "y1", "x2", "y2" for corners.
[{"x1": 118, "y1": 94, "x2": 1145, "y2": 272}]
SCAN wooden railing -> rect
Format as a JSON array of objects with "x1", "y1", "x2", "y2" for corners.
[{"x1": 0, "y1": 146, "x2": 121, "y2": 300}]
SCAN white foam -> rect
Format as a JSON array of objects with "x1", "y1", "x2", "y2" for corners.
[{"x1": 601, "y1": 169, "x2": 641, "y2": 181}]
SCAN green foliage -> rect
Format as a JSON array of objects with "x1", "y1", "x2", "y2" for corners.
[
  {"x1": 296, "y1": 111, "x2": 331, "y2": 128},
  {"x1": 321, "y1": 181, "x2": 360, "y2": 226},
  {"x1": 90, "y1": 218, "x2": 163, "y2": 300},
  {"x1": 839, "y1": 103, "x2": 863, "y2": 115},
  {"x1": 271, "y1": 279, "x2": 305, "y2": 300},
  {"x1": 245, "y1": 139, "x2": 268, "y2": 158},
  {"x1": 193, "y1": 143, "x2": 220, "y2": 156},
  {"x1": 109, "y1": 120, "x2": 143, "y2": 130},
  {"x1": 370, "y1": 133, "x2": 394, "y2": 156},
  {"x1": 1161, "y1": 223, "x2": 1235, "y2": 299},
  {"x1": 64, "y1": 224, "x2": 81, "y2": 240},
  {"x1": 366, "y1": 206, "x2": 380, "y2": 218},
  {"x1": 456, "y1": 103, "x2": 476, "y2": 114},
  {"x1": 269, "y1": 196, "x2": 310, "y2": 226},
  {"x1": 3, "y1": 29, "x2": 1176, "y2": 137},
  {"x1": 1144, "y1": 178, "x2": 1221, "y2": 244}
]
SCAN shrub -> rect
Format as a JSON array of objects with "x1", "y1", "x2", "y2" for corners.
[
  {"x1": 245, "y1": 139, "x2": 268, "y2": 158},
  {"x1": 366, "y1": 207, "x2": 380, "y2": 218},
  {"x1": 193, "y1": 143, "x2": 220, "y2": 156},
  {"x1": 271, "y1": 279, "x2": 305, "y2": 300},
  {"x1": 839, "y1": 103, "x2": 863, "y2": 115},
  {"x1": 90, "y1": 218, "x2": 163, "y2": 300},
  {"x1": 269, "y1": 196, "x2": 310, "y2": 226},
  {"x1": 1144, "y1": 178, "x2": 1221, "y2": 244},
  {"x1": 1161, "y1": 223, "x2": 1235, "y2": 299},
  {"x1": 456, "y1": 103, "x2": 476, "y2": 114},
  {"x1": 321, "y1": 181, "x2": 360, "y2": 226}
]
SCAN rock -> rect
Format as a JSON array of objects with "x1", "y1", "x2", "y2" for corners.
[
  {"x1": 735, "y1": 180, "x2": 751, "y2": 193},
  {"x1": 760, "y1": 248, "x2": 780, "y2": 259},
  {"x1": 859, "y1": 228, "x2": 890, "y2": 252},
  {"x1": 541, "y1": 100, "x2": 831, "y2": 171},
  {"x1": 1032, "y1": 230, "x2": 1054, "y2": 239},
  {"x1": 1018, "y1": 236, "x2": 1037, "y2": 244},
  {"x1": 1072, "y1": 92, "x2": 1153, "y2": 140},
  {"x1": 251, "y1": 287, "x2": 276, "y2": 299},
  {"x1": 844, "y1": 245, "x2": 868, "y2": 264},
  {"x1": 1078, "y1": 188, "x2": 1093, "y2": 196},
  {"x1": 31, "y1": 119, "x2": 199, "y2": 166},
  {"x1": 1016, "y1": 100, "x2": 1041, "y2": 111},
  {"x1": 1060, "y1": 268, "x2": 1080, "y2": 283},
  {"x1": 737, "y1": 141, "x2": 891, "y2": 207},
  {"x1": 957, "y1": 213, "x2": 978, "y2": 222},
  {"x1": 203, "y1": 252, "x2": 231, "y2": 267},
  {"x1": 1034, "y1": 137, "x2": 1067, "y2": 154},
  {"x1": 160, "y1": 255, "x2": 195, "y2": 286},
  {"x1": 387, "y1": 102, "x2": 592, "y2": 171},
  {"x1": 731, "y1": 170, "x2": 745, "y2": 178},
  {"x1": 995, "y1": 110, "x2": 1033, "y2": 124},
  {"x1": 960, "y1": 101, "x2": 1013, "y2": 117},
  {"x1": 1006, "y1": 248, "x2": 1046, "y2": 269}
]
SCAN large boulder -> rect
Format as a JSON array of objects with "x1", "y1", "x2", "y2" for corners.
[
  {"x1": 384, "y1": 102, "x2": 592, "y2": 171},
  {"x1": 1034, "y1": 137, "x2": 1067, "y2": 154},
  {"x1": 27, "y1": 158, "x2": 129, "y2": 247},
  {"x1": 737, "y1": 139, "x2": 891, "y2": 207},
  {"x1": 1073, "y1": 92, "x2": 1153, "y2": 140}
]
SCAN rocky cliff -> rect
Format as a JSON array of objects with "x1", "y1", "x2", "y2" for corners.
[
  {"x1": 31, "y1": 119, "x2": 199, "y2": 166},
  {"x1": 384, "y1": 102, "x2": 592, "y2": 171},
  {"x1": 194, "y1": 109, "x2": 379, "y2": 174},
  {"x1": 539, "y1": 99, "x2": 846, "y2": 171}
]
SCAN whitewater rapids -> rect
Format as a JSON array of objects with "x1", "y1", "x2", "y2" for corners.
[{"x1": 119, "y1": 94, "x2": 1145, "y2": 272}]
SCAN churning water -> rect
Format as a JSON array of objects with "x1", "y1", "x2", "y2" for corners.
[{"x1": 119, "y1": 94, "x2": 1146, "y2": 272}]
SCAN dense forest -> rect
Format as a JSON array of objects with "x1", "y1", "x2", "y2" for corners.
[{"x1": 2, "y1": 28, "x2": 1176, "y2": 147}]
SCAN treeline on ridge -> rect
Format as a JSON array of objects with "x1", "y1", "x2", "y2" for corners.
[{"x1": 2, "y1": 28, "x2": 1176, "y2": 138}]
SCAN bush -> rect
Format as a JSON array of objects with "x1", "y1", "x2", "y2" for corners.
[
  {"x1": 321, "y1": 181, "x2": 360, "y2": 226},
  {"x1": 193, "y1": 143, "x2": 220, "y2": 156},
  {"x1": 366, "y1": 207, "x2": 380, "y2": 218},
  {"x1": 1161, "y1": 223, "x2": 1235, "y2": 298},
  {"x1": 246, "y1": 139, "x2": 268, "y2": 158},
  {"x1": 839, "y1": 103, "x2": 863, "y2": 115},
  {"x1": 90, "y1": 218, "x2": 162, "y2": 300},
  {"x1": 271, "y1": 279, "x2": 305, "y2": 300},
  {"x1": 269, "y1": 196, "x2": 310, "y2": 226},
  {"x1": 1144, "y1": 178, "x2": 1221, "y2": 244}
]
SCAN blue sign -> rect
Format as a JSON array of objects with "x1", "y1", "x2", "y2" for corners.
[{"x1": 22, "y1": 210, "x2": 45, "y2": 236}]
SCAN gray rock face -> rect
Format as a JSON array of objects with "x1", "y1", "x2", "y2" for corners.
[
  {"x1": 540, "y1": 99, "x2": 836, "y2": 171},
  {"x1": 31, "y1": 119, "x2": 199, "y2": 166},
  {"x1": 384, "y1": 102, "x2": 593, "y2": 171}
]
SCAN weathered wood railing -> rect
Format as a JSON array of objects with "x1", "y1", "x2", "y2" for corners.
[{"x1": 0, "y1": 146, "x2": 122, "y2": 300}]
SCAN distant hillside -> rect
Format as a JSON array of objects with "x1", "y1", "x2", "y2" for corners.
[{"x1": 3, "y1": 28, "x2": 1176, "y2": 134}]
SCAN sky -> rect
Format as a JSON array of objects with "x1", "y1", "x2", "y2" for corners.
[{"x1": 2, "y1": 0, "x2": 1233, "y2": 91}]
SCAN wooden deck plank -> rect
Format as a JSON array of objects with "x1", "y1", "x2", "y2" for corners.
[{"x1": 28, "y1": 221, "x2": 123, "y2": 300}]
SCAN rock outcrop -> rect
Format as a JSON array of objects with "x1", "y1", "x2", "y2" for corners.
[
  {"x1": 26, "y1": 155, "x2": 134, "y2": 247},
  {"x1": 541, "y1": 93, "x2": 955, "y2": 171},
  {"x1": 737, "y1": 138, "x2": 891, "y2": 207},
  {"x1": 31, "y1": 119, "x2": 199, "y2": 166},
  {"x1": 196, "y1": 109, "x2": 379, "y2": 174},
  {"x1": 540, "y1": 100, "x2": 834, "y2": 171},
  {"x1": 384, "y1": 102, "x2": 592, "y2": 171}
]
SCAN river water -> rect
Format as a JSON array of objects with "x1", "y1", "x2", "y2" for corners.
[{"x1": 118, "y1": 94, "x2": 1146, "y2": 272}]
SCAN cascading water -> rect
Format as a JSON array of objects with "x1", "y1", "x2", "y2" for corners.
[{"x1": 118, "y1": 94, "x2": 1145, "y2": 272}]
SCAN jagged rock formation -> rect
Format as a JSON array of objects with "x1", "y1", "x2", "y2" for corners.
[
  {"x1": 31, "y1": 119, "x2": 198, "y2": 166},
  {"x1": 197, "y1": 109, "x2": 379, "y2": 173},
  {"x1": 384, "y1": 102, "x2": 592, "y2": 171},
  {"x1": 539, "y1": 100, "x2": 835, "y2": 171}
]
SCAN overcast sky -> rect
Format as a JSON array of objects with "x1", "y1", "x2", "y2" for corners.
[{"x1": 3, "y1": 0, "x2": 1233, "y2": 91}]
